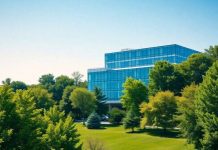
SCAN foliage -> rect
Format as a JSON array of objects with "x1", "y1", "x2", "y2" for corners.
[
  {"x1": 205, "y1": 45, "x2": 218, "y2": 61},
  {"x1": 148, "y1": 61, "x2": 184, "y2": 96},
  {"x1": 70, "y1": 88, "x2": 96, "y2": 124},
  {"x1": 27, "y1": 86, "x2": 55, "y2": 109},
  {"x1": 10, "y1": 81, "x2": 27, "y2": 92},
  {"x1": 2, "y1": 78, "x2": 12, "y2": 85},
  {"x1": 121, "y1": 77, "x2": 148, "y2": 112},
  {"x1": 177, "y1": 53, "x2": 213, "y2": 85},
  {"x1": 39, "y1": 74, "x2": 55, "y2": 89},
  {"x1": 53, "y1": 75, "x2": 74, "y2": 101},
  {"x1": 94, "y1": 87, "x2": 107, "y2": 116},
  {"x1": 0, "y1": 86, "x2": 18, "y2": 149},
  {"x1": 72, "y1": 71, "x2": 84, "y2": 86},
  {"x1": 141, "y1": 91, "x2": 178, "y2": 130},
  {"x1": 86, "y1": 112, "x2": 101, "y2": 129},
  {"x1": 195, "y1": 60, "x2": 218, "y2": 149},
  {"x1": 123, "y1": 107, "x2": 140, "y2": 132},
  {"x1": 108, "y1": 108, "x2": 125, "y2": 125},
  {"x1": 176, "y1": 84, "x2": 202, "y2": 148},
  {"x1": 41, "y1": 106, "x2": 81, "y2": 150}
]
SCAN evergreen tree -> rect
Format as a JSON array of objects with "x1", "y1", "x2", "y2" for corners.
[
  {"x1": 94, "y1": 87, "x2": 107, "y2": 116},
  {"x1": 195, "y1": 60, "x2": 218, "y2": 149},
  {"x1": 123, "y1": 107, "x2": 140, "y2": 133},
  {"x1": 86, "y1": 112, "x2": 101, "y2": 129}
]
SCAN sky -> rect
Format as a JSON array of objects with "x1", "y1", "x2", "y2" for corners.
[{"x1": 0, "y1": 0, "x2": 218, "y2": 84}]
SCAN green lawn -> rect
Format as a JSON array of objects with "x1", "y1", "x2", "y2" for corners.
[{"x1": 76, "y1": 123, "x2": 194, "y2": 150}]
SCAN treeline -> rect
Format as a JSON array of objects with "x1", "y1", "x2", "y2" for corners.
[
  {"x1": 119, "y1": 45, "x2": 218, "y2": 150},
  {"x1": 0, "y1": 72, "x2": 107, "y2": 149}
]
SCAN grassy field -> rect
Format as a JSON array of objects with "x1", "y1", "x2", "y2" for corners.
[{"x1": 76, "y1": 123, "x2": 194, "y2": 150}]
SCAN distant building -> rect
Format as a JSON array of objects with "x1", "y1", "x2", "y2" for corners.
[{"x1": 88, "y1": 44, "x2": 199, "y2": 103}]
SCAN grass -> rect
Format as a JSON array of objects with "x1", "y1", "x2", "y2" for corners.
[{"x1": 76, "y1": 123, "x2": 194, "y2": 150}]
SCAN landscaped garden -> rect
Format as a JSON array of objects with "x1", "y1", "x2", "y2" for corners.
[{"x1": 76, "y1": 123, "x2": 194, "y2": 150}]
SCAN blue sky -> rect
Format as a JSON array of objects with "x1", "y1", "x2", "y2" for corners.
[{"x1": 0, "y1": 0, "x2": 218, "y2": 84}]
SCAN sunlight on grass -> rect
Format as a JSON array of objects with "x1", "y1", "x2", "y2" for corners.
[{"x1": 76, "y1": 123, "x2": 194, "y2": 150}]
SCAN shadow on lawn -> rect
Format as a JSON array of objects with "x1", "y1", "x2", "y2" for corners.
[{"x1": 127, "y1": 128, "x2": 182, "y2": 138}]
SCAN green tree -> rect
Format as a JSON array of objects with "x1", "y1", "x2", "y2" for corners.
[
  {"x1": 0, "y1": 86, "x2": 18, "y2": 149},
  {"x1": 10, "y1": 81, "x2": 27, "y2": 92},
  {"x1": 27, "y1": 87, "x2": 55, "y2": 109},
  {"x1": 94, "y1": 87, "x2": 107, "y2": 116},
  {"x1": 123, "y1": 107, "x2": 140, "y2": 133},
  {"x1": 141, "y1": 91, "x2": 178, "y2": 130},
  {"x1": 39, "y1": 74, "x2": 55, "y2": 88},
  {"x1": 59, "y1": 85, "x2": 75, "y2": 114},
  {"x1": 86, "y1": 112, "x2": 101, "y2": 129},
  {"x1": 2, "y1": 78, "x2": 12, "y2": 85},
  {"x1": 13, "y1": 90, "x2": 43, "y2": 149},
  {"x1": 177, "y1": 84, "x2": 203, "y2": 148},
  {"x1": 53, "y1": 75, "x2": 74, "y2": 101},
  {"x1": 149, "y1": 61, "x2": 184, "y2": 96},
  {"x1": 109, "y1": 107, "x2": 125, "y2": 125},
  {"x1": 70, "y1": 88, "x2": 96, "y2": 124},
  {"x1": 178, "y1": 53, "x2": 213, "y2": 85},
  {"x1": 205, "y1": 45, "x2": 218, "y2": 61},
  {"x1": 121, "y1": 77, "x2": 148, "y2": 113},
  {"x1": 41, "y1": 106, "x2": 81, "y2": 150},
  {"x1": 195, "y1": 61, "x2": 218, "y2": 149},
  {"x1": 72, "y1": 71, "x2": 84, "y2": 86}
]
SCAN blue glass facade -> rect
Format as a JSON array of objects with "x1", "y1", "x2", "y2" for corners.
[{"x1": 88, "y1": 44, "x2": 199, "y2": 103}]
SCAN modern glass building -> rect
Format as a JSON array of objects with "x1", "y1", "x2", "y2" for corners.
[{"x1": 88, "y1": 44, "x2": 199, "y2": 103}]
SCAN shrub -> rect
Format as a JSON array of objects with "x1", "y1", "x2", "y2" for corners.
[
  {"x1": 109, "y1": 108, "x2": 125, "y2": 125},
  {"x1": 86, "y1": 112, "x2": 101, "y2": 129}
]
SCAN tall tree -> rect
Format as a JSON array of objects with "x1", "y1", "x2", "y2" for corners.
[
  {"x1": 94, "y1": 87, "x2": 107, "y2": 116},
  {"x1": 70, "y1": 88, "x2": 96, "y2": 124},
  {"x1": 72, "y1": 72, "x2": 84, "y2": 86},
  {"x1": 195, "y1": 61, "x2": 218, "y2": 149},
  {"x1": 53, "y1": 75, "x2": 74, "y2": 101},
  {"x1": 149, "y1": 61, "x2": 184, "y2": 96},
  {"x1": 121, "y1": 77, "x2": 148, "y2": 113},
  {"x1": 0, "y1": 86, "x2": 18, "y2": 149},
  {"x1": 2, "y1": 78, "x2": 12, "y2": 85},
  {"x1": 10, "y1": 81, "x2": 27, "y2": 92},
  {"x1": 177, "y1": 53, "x2": 213, "y2": 85},
  {"x1": 205, "y1": 45, "x2": 218, "y2": 61},
  {"x1": 141, "y1": 91, "x2": 178, "y2": 131},
  {"x1": 177, "y1": 84, "x2": 203, "y2": 149}
]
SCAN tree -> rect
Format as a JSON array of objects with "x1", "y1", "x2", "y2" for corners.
[
  {"x1": 121, "y1": 77, "x2": 148, "y2": 113},
  {"x1": 59, "y1": 85, "x2": 75, "y2": 114},
  {"x1": 10, "y1": 81, "x2": 27, "y2": 92},
  {"x1": 141, "y1": 91, "x2": 178, "y2": 130},
  {"x1": 13, "y1": 90, "x2": 43, "y2": 149},
  {"x1": 53, "y1": 75, "x2": 74, "y2": 101},
  {"x1": 109, "y1": 108, "x2": 125, "y2": 125},
  {"x1": 39, "y1": 74, "x2": 55, "y2": 88},
  {"x1": 205, "y1": 45, "x2": 218, "y2": 61},
  {"x1": 195, "y1": 61, "x2": 218, "y2": 149},
  {"x1": 177, "y1": 53, "x2": 213, "y2": 85},
  {"x1": 177, "y1": 84, "x2": 203, "y2": 148},
  {"x1": 86, "y1": 112, "x2": 101, "y2": 129},
  {"x1": 2, "y1": 78, "x2": 12, "y2": 85},
  {"x1": 27, "y1": 87, "x2": 55, "y2": 109},
  {"x1": 72, "y1": 71, "x2": 84, "y2": 86},
  {"x1": 149, "y1": 61, "x2": 184, "y2": 96},
  {"x1": 123, "y1": 107, "x2": 140, "y2": 132},
  {"x1": 0, "y1": 86, "x2": 19, "y2": 149},
  {"x1": 40, "y1": 106, "x2": 81, "y2": 150},
  {"x1": 94, "y1": 87, "x2": 107, "y2": 116},
  {"x1": 70, "y1": 88, "x2": 96, "y2": 124}
]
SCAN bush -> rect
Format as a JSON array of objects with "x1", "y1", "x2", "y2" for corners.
[
  {"x1": 109, "y1": 108, "x2": 125, "y2": 125},
  {"x1": 86, "y1": 112, "x2": 101, "y2": 129},
  {"x1": 123, "y1": 107, "x2": 140, "y2": 132}
]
